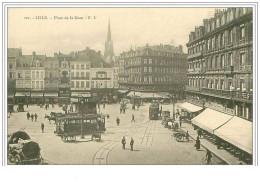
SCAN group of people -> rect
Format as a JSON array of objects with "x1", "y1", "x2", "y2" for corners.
[
  {"x1": 26, "y1": 112, "x2": 38, "y2": 122},
  {"x1": 121, "y1": 137, "x2": 135, "y2": 151}
]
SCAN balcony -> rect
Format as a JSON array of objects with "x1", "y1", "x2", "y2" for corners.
[
  {"x1": 185, "y1": 85, "x2": 201, "y2": 92},
  {"x1": 232, "y1": 90, "x2": 253, "y2": 102},
  {"x1": 201, "y1": 88, "x2": 232, "y2": 98},
  {"x1": 187, "y1": 51, "x2": 202, "y2": 60},
  {"x1": 239, "y1": 65, "x2": 253, "y2": 72}
]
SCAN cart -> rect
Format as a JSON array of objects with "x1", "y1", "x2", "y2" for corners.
[
  {"x1": 91, "y1": 131, "x2": 102, "y2": 141},
  {"x1": 173, "y1": 131, "x2": 188, "y2": 142}
]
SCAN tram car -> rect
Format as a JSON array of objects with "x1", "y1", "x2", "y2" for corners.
[
  {"x1": 55, "y1": 113, "x2": 106, "y2": 141},
  {"x1": 8, "y1": 131, "x2": 42, "y2": 165},
  {"x1": 149, "y1": 102, "x2": 159, "y2": 120}
]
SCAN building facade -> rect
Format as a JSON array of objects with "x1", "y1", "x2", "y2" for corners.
[
  {"x1": 90, "y1": 66, "x2": 114, "y2": 100},
  {"x1": 118, "y1": 44, "x2": 187, "y2": 95},
  {"x1": 186, "y1": 7, "x2": 253, "y2": 121}
]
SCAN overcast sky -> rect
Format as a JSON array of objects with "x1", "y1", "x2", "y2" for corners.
[{"x1": 8, "y1": 7, "x2": 217, "y2": 56}]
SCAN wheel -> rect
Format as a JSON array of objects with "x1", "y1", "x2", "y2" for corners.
[
  {"x1": 176, "y1": 134, "x2": 183, "y2": 142},
  {"x1": 15, "y1": 154, "x2": 21, "y2": 165},
  {"x1": 8, "y1": 154, "x2": 15, "y2": 163}
]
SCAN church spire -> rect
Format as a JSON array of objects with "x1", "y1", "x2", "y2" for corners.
[
  {"x1": 104, "y1": 19, "x2": 114, "y2": 63},
  {"x1": 107, "y1": 18, "x2": 111, "y2": 41}
]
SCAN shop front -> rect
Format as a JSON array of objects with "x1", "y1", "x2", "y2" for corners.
[{"x1": 30, "y1": 92, "x2": 44, "y2": 104}]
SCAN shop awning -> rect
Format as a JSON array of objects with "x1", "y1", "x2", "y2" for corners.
[
  {"x1": 117, "y1": 90, "x2": 128, "y2": 94},
  {"x1": 140, "y1": 92, "x2": 161, "y2": 98},
  {"x1": 156, "y1": 92, "x2": 170, "y2": 98},
  {"x1": 71, "y1": 92, "x2": 91, "y2": 98},
  {"x1": 214, "y1": 116, "x2": 253, "y2": 154},
  {"x1": 15, "y1": 92, "x2": 30, "y2": 97},
  {"x1": 191, "y1": 108, "x2": 233, "y2": 134},
  {"x1": 178, "y1": 102, "x2": 203, "y2": 113},
  {"x1": 31, "y1": 92, "x2": 44, "y2": 98},
  {"x1": 127, "y1": 91, "x2": 142, "y2": 97},
  {"x1": 44, "y1": 92, "x2": 58, "y2": 97}
]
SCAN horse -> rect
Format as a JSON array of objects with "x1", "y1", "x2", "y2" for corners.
[{"x1": 44, "y1": 114, "x2": 56, "y2": 123}]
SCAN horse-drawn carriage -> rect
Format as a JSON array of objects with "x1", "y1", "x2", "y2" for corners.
[
  {"x1": 173, "y1": 131, "x2": 189, "y2": 142},
  {"x1": 55, "y1": 113, "x2": 106, "y2": 142},
  {"x1": 8, "y1": 131, "x2": 42, "y2": 165},
  {"x1": 17, "y1": 103, "x2": 25, "y2": 112},
  {"x1": 45, "y1": 112, "x2": 64, "y2": 123}
]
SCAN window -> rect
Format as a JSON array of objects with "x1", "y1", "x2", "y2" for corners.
[
  {"x1": 240, "y1": 25, "x2": 245, "y2": 40},
  {"x1": 9, "y1": 72, "x2": 13, "y2": 79},
  {"x1": 240, "y1": 53, "x2": 245, "y2": 66},
  {"x1": 149, "y1": 59, "x2": 152, "y2": 64},
  {"x1": 32, "y1": 81, "x2": 35, "y2": 89},
  {"x1": 32, "y1": 71, "x2": 35, "y2": 78},
  {"x1": 71, "y1": 81, "x2": 74, "y2": 88},
  {"x1": 25, "y1": 71, "x2": 30, "y2": 79},
  {"x1": 221, "y1": 33, "x2": 225, "y2": 47},
  {"x1": 18, "y1": 72, "x2": 23, "y2": 78},
  {"x1": 36, "y1": 81, "x2": 39, "y2": 89},
  {"x1": 76, "y1": 72, "x2": 79, "y2": 77},
  {"x1": 76, "y1": 65, "x2": 79, "y2": 69},
  {"x1": 149, "y1": 67, "x2": 152, "y2": 73},
  {"x1": 40, "y1": 71, "x2": 44, "y2": 78},
  {"x1": 76, "y1": 81, "x2": 79, "y2": 88},
  {"x1": 228, "y1": 53, "x2": 233, "y2": 66},
  {"x1": 71, "y1": 72, "x2": 74, "y2": 78},
  {"x1": 86, "y1": 72, "x2": 89, "y2": 80},
  {"x1": 221, "y1": 55, "x2": 225, "y2": 68},
  {"x1": 149, "y1": 76, "x2": 152, "y2": 84},
  {"x1": 249, "y1": 21, "x2": 253, "y2": 38},
  {"x1": 220, "y1": 79, "x2": 224, "y2": 90},
  {"x1": 81, "y1": 64, "x2": 84, "y2": 69},
  {"x1": 36, "y1": 71, "x2": 39, "y2": 78},
  {"x1": 144, "y1": 59, "x2": 147, "y2": 64},
  {"x1": 81, "y1": 81, "x2": 84, "y2": 88},
  {"x1": 40, "y1": 81, "x2": 43, "y2": 89},
  {"x1": 91, "y1": 81, "x2": 94, "y2": 88},
  {"x1": 81, "y1": 72, "x2": 84, "y2": 77},
  {"x1": 86, "y1": 81, "x2": 90, "y2": 88},
  {"x1": 9, "y1": 63, "x2": 13, "y2": 69},
  {"x1": 71, "y1": 64, "x2": 74, "y2": 69},
  {"x1": 144, "y1": 76, "x2": 147, "y2": 83},
  {"x1": 144, "y1": 67, "x2": 147, "y2": 72},
  {"x1": 228, "y1": 29, "x2": 233, "y2": 44}
]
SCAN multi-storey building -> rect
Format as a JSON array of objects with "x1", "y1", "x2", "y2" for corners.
[
  {"x1": 70, "y1": 60, "x2": 91, "y2": 102},
  {"x1": 57, "y1": 54, "x2": 71, "y2": 105},
  {"x1": 186, "y1": 7, "x2": 253, "y2": 121},
  {"x1": 112, "y1": 57, "x2": 120, "y2": 88},
  {"x1": 30, "y1": 52, "x2": 46, "y2": 103},
  {"x1": 44, "y1": 56, "x2": 59, "y2": 103},
  {"x1": 118, "y1": 44, "x2": 187, "y2": 97},
  {"x1": 90, "y1": 64, "x2": 114, "y2": 101},
  {"x1": 7, "y1": 48, "x2": 22, "y2": 102}
]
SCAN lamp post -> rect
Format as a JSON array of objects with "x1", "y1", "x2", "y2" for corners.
[{"x1": 172, "y1": 93, "x2": 175, "y2": 120}]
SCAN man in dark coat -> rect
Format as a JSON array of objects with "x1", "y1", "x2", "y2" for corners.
[
  {"x1": 26, "y1": 112, "x2": 30, "y2": 120},
  {"x1": 206, "y1": 149, "x2": 212, "y2": 164},
  {"x1": 131, "y1": 114, "x2": 135, "y2": 122},
  {"x1": 34, "y1": 113, "x2": 38, "y2": 121},
  {"x1": 121, "y1": 137, "x2": 126, "y2": 149},
  {"x1": 130, "y1": 137, "x2": 134, "y2": 151},
  {"x1": 31, "y1": 113, "x2": 34, "y2": 121},
  {"x1": 116, "y1": 117, "x2": 120, "y2": 126},
  {"x1": 41, "y1": 123, "x2": 45, "y2": 133},
  {"x1": 196, "y1": 137, "x2": 200, "y2": 150}
]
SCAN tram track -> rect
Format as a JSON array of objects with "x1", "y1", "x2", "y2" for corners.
[{"x1": 91, "y1": 110, "x2": 149, "y2": 165}]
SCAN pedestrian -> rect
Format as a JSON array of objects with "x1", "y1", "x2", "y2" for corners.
[
  {"x1": 121, "y1": 136, "x2": 126, "y2": 149},
  {"x1": 34, "y1": 113, "x2": 38, "y2": 122},
  {"x1": 206, "y1": 149, "x2": 212, "y2": 164},
  {"x1": 98, "y1": 103, "x2": 100, "y2": 110},
  {"x1": 123, "y1": 107, "x2": 125, "y2": 114},
  {"x1": 45, "y1": 104, "x2": 48, "y2": 110},
  {"x1": 130, "y1": 137, "x2": 134, "y2": 151},
  {"x1": 116, "y1": 117, "x2": 120, "y2": 126},
  {"x1": 26, "y1": 102, "x2": 29, "y2": 108},
  {"x1": 131, "y1": 114, "x2": 135, "y2": 122},
  {"x1": 185, "y1": 131, "x2": 189, "y2": 141},
  {"x1": 120, "y1": 108, "x2": 122, "y2": 114},
  {"x1": 52, "y1": 103, "x2": 54, "y2": 108},
  {"x1": 160, "y1": 106, "x2": 162, "y2": 112},
  {"x1": 103, "y1": 103, "x2": 105, "y2": 109},
  {"x1": 179, "y1": 116, "x2": 182, "y2": 127},
  {"x1": 26, "y1": 112, "x2": 30, "y2": 120},
  {"x1": 195, "y1": 137, "x2": 201, "y2": 150},
  {"x1": 107, "y1": 114, "x2": 110, "y2": 119},
  {"x1": 31, "y1": 113, "x2": 34, "y2": 122},
  {"x1": 198, "y1": 129, "x2": 202, "y2": 138},
  {"x1": 41, "y1": 123, "x2": 44, "y2": 133}
]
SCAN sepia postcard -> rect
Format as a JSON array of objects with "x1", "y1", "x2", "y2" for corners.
[{"x1": 4, "y1": 4, "x2": 255, "y2": 166}]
